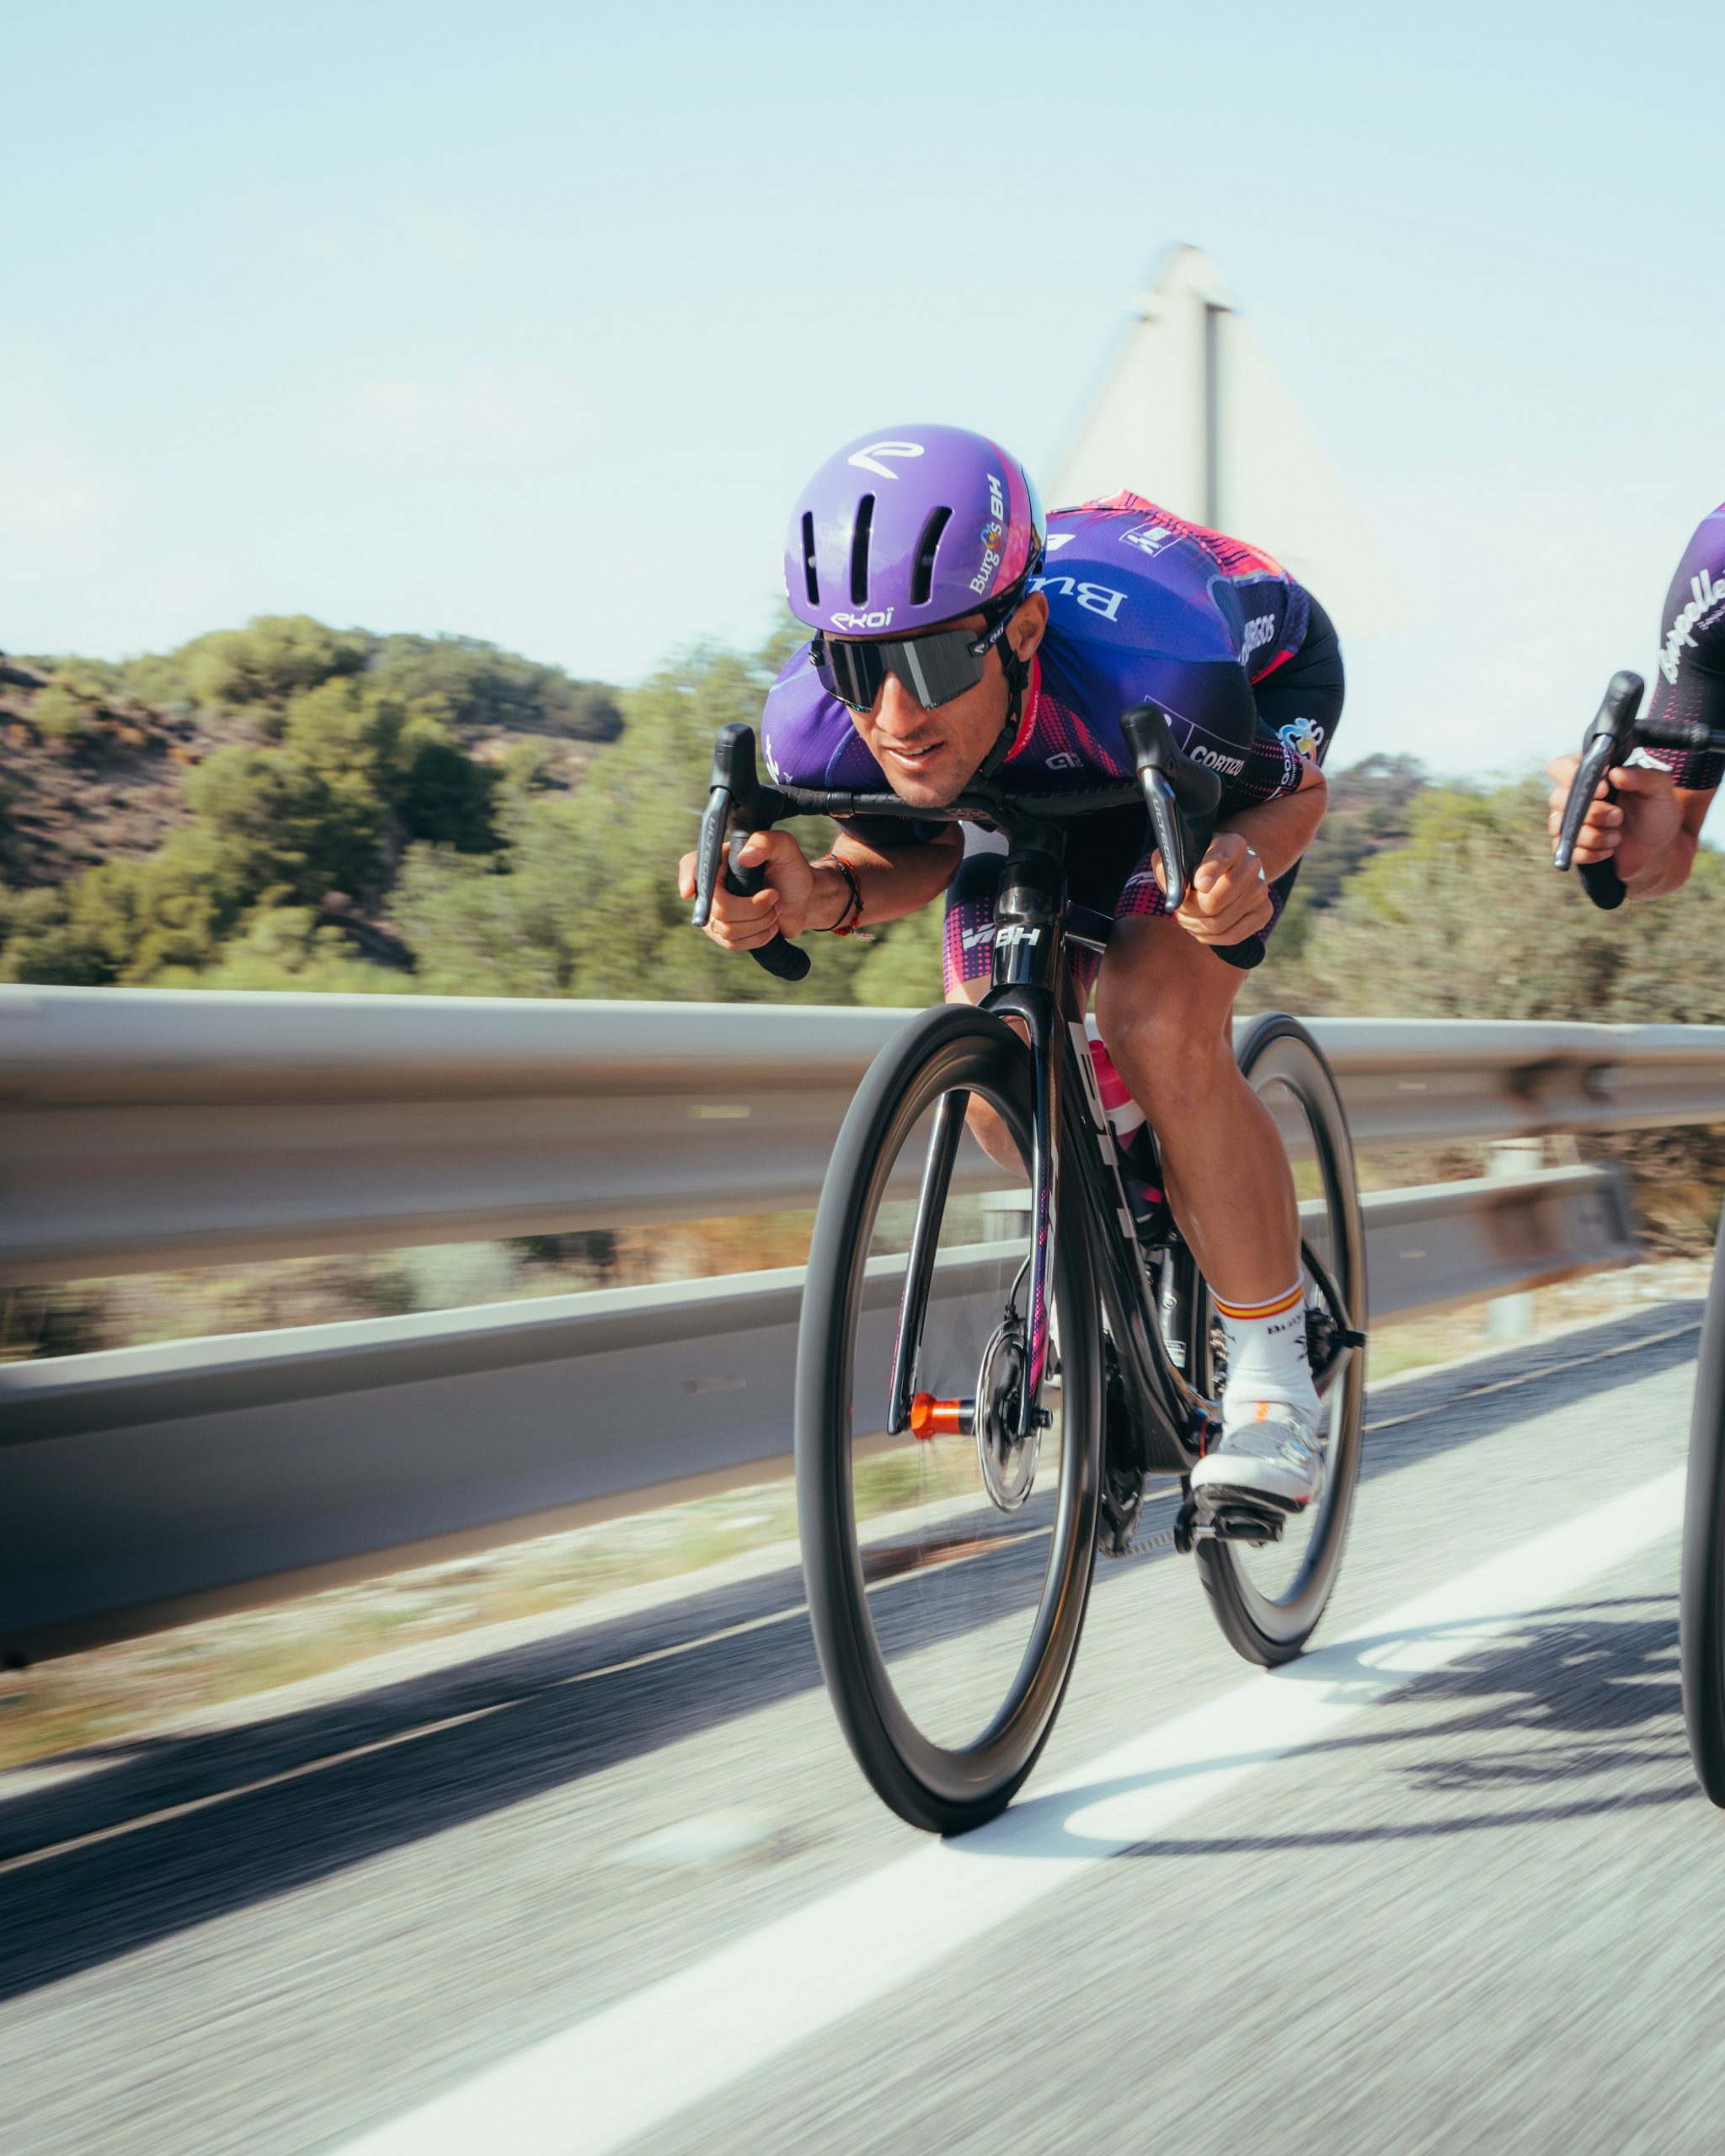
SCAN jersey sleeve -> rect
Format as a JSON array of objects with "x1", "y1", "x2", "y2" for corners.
[
  {"x1": 1639, "y1": 504, "x2": 1725, "y2": 793},
  {"x1": 759, "y1": 643, "x2": 885, "y2": 791},
  {"x1": 1223, "y1": 720, "x2": 1306, "y2": 813}
]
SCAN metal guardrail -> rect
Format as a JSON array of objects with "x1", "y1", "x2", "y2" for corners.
[
  {"x1": 3, "y1": 989, "x2": 1722, "y2": 1283},
  {"x1": 0, "y1": 987, "x2": 1713, "y2": 1664},
  {"x1": 0, "y1": 1166, "x2": 1636, "y2": 1663}
]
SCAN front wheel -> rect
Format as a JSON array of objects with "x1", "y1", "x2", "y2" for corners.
[
  {"x1": 1188, "y1": 1013, "x2": 1368, "y2": 1666},
  {"x1": 796, "y1": 1003, "x2": 1103, "y2": 1835},
  {"x1": 1680, "y1": 1209, "x2": 1725, "y2": 1806}
]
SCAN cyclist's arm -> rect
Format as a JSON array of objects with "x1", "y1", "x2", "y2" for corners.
[
  {"x1": 678, "y1": 822, "x2": 961, "y2": 953},
  {"x1": 1544, "y1": 755, "x2": 1708, "y2": 897},
  {"x1": 821, "y1": 820, "x2": 964, "y2": 927},
  {"x1": 1621, "y1": 782, "x2": 1714, "y2": 899},
  {"x1": 1153, "y1": 757, "x2": 1326, "y2": 945},
  {"x1": 1216, "y1": 755, "x2": 1327, "y2": 880}
]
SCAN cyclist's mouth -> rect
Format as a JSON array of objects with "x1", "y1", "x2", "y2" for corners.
[{"x1": 882, "y1": 742, "x2": 943, "y2": 773}]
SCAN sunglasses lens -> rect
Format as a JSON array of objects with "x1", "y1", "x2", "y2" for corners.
[
  {"x1": 820, "y1": 626, "x2": 988, "y2": 713},
  {"x1": 892, "y1": 629, "x2": 985, "y2": 709},
  {"x1": 826, "y1": 637, "x2": 884, "y2": 711}
]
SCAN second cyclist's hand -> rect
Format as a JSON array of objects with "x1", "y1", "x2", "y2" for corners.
[
  {"x1": 1154, "y1": 831, "x2": 1274, "y2": 944},
  {"x1": 1546, "y1": 755, "x2": 1682, "y2": 882},
  {"x1": 676, "y1": 830, "x2": 817, "y2": 951}
]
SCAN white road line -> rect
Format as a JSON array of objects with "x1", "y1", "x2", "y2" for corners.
[{"x1": 334, "y1": 1469, "x2": 1685, "y2": 2156}]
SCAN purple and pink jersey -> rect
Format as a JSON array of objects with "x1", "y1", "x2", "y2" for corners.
[
  {"x1": 761, "y1": 491, "x2": 1343, "y2": 991},
  {"x1": 1642, "y1": 503, "x2": 1725, "y2": 794},
  {"x1": 763, "y1": 491, "x2": 1314, "y2": 808}
]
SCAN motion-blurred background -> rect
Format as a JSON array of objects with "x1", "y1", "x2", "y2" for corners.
[{"x1": 3, "y1": 23, "x2": 1725, "y2": 2147}]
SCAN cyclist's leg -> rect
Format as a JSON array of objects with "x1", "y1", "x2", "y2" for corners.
[
  {"x1": 1093, "y1": 916, "x2": 1297, "y2": 1307},
  {"x1": 1096, "y1": 907, "x2": 1322, "y2": 1507}
]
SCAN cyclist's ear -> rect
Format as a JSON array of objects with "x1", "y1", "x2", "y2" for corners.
[{"x1": 1007, "y1": 591, "x2": 1049, "y2": 664}]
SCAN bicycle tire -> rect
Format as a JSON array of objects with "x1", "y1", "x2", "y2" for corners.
[
  {"x1": 796, "y1": 1002, "x2": 1103, "y2": 1835},
  {"x1": 1191, "y1": 1013, "x2": 1368, "y2": 1666},
  {"x1": 1680, "y1": 1209, "x2": 1725, "y2": 1806}
]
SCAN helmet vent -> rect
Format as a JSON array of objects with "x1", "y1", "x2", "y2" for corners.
[
  {"x1": 910, "y1": 506, "x2": 952, "y2": 606},
  {"x1": 801, "y1": 513, "x2": 820, "y2": 607},
  {"x1": 850, "y1": 494, "x2": 875, "y2": 606}
]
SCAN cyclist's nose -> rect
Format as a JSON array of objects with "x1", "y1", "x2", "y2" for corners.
[{"x1": 875, "y1": 673, "x2": 926, "y2": 736}]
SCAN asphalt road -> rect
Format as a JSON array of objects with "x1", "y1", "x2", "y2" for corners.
[{"x1": 3, "y1": 1301, "x2": 1718, "y2": 2156}]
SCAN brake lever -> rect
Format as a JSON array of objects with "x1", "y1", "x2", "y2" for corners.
[
  {"x1": 1553, "y1": 670, "x2": 1644, "y2": 912},
  {"x1": 689, "y1": 722, "x2": 812, "y2": 981},
  {"x1": 1119, "y1": 699, "x2": 1268, "y2": 969},
  {"x1": 1121, "y1": 702, "x2": 1223, "y2": 912},
  {"x1": 690, "y1": 775, "x2": 732, "y2": 930}
]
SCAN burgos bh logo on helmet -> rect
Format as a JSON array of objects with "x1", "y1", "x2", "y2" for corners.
[{"x1": 970, "y1": 473, "x2": 1009, "y2": 595}]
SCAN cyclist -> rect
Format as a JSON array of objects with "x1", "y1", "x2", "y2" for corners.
[
  {"x1": 677, "y1": 425, "x2": 1343, "y2": 1515},
  {"x1": 1547, "y1": 502, "x2": 1725, "y2": 891}
]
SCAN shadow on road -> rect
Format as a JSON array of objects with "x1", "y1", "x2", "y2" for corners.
[
  {"x1": 983, "y1": 1590, "x2": 1696, "y2": 1863},
  {"x1": 0, "y1": 1304, "x2": 1699, "y2": 2000}
]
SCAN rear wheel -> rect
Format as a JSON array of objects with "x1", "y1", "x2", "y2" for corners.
[
  {"x1": 1188, "y1": 1014, "x2": 1367, "y2": 1666},
  {"x1": 1680, "y1": 1209, "x2": 1725, "y2": 1805},
  {"x1": 796, "y1": 1003, "x2": 1103, "y2": 1835}
]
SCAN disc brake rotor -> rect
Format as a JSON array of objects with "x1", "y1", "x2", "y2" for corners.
[{"x1": 975, "y1": 1321, "x2": 1039, "y2": 1512}]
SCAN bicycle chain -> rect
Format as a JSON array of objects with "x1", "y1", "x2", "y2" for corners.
[{"x1": 1098, "y1": 1506, "x2": 1184, "y2": 1561}]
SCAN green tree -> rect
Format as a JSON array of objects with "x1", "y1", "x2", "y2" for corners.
[
  {"x1": 368, "y1": 633, "x2": 622, "y2": 741},
  {"x1": 30, "y1": 681, "x2": 99, "y2": 740},
  {"x1": 0, "y1": 857, "x2": 220, "y2": 985},
  {"x1": 182, "y1": 615, "x2": 369, "y2": 712},
  {"x1": 1292, "y1": 776, "x2": 1725, "y2": 1025},
  {"x1": 397, "y1": 638, "x2": 881, "y2": 1001}
]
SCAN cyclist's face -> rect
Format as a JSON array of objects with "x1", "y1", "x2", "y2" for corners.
[{"x1": 844, "y1": 595, "x2": 1048, "y2": 807}]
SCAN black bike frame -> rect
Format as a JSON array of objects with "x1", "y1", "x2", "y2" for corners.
[
  {"x1": 691, "y1": 714, "x2": 1236, "y2": 1481},
  {"x1": 955, "y1": 824, "x2": 1212, "y2": 1475}
]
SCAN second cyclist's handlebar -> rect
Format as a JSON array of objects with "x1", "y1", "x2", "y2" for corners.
[
  {"x1": 690, "y1": 701, "x2": 1265, "y2": 976},
  {"x1": 1554, "y1": 671, "x2": 1725, "y2": 911}
]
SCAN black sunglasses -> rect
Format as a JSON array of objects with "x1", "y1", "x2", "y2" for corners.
[{"x1": 810, "y1": 605, "x2": 1017, "y2": 714}]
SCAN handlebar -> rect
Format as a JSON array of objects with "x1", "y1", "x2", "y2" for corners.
[
  {"x1": 691, "y1": 701, "x2": 1266, "y2": 976},
  {"x1": 690, "y1": 724, "x2": 811, "y2": 981},
  {"x1": 1553, "y1": 672, "x2": 1725, "y2": 912}
]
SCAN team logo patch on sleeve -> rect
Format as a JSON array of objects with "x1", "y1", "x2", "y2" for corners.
[{"x1": 1278, "y1": 718, "x2": 1324, "y2": 760}]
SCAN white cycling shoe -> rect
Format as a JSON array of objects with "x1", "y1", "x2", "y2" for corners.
[{"x1": 1189, "y1": 1402, "x2": 1325, "y2": 1515}]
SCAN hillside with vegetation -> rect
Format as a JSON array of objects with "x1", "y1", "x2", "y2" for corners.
[
  {"x1": 8, "y1": 612, "x2": 1725, "y2": 1043},
  {"x1": 0, "y1": 614, "x2": 923, "y2": 1000}
]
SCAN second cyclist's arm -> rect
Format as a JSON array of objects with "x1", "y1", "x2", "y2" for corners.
[
  {"x1": 1622, "y1": 784, "x2": 1715, "y2": 899},
  {"x1": 814, "y1": 822, "x2": 964, "y2": 931}
]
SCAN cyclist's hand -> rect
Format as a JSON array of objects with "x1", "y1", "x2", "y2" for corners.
[
  {"x1": 677, "y1": 829, "x2": 817, "y2": 951},
  {"x1": 1154, "y1": 831, "x2": 1274, "y2": 944},
  {"x1": 1546, "y1": 754, "x2": 1681, "y2": 880}
]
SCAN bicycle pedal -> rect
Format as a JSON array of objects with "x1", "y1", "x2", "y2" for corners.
[{"x1": 1192, "y1": 1502, "x2": 1287, "y2": 1547}]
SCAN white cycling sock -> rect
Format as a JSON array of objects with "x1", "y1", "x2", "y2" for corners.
[{"x1": 1214, "y1": 1278, "x2": 1322, "y2": 1428}]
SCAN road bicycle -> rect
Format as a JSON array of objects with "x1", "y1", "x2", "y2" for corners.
[
  {"x1": 1555, "y1": 671, "x2": 1725, "y2": 1809},
  {"x1": 692, "y1": 704, "x2": 1367, "y2": 1833}
]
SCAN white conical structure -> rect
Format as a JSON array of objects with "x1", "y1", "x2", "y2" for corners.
[{"x1": 1049, "y1": 245, "x2": 1402, "y2": 635}]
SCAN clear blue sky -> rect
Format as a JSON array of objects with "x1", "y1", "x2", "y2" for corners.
[{"x1": 4, "y1": 0, "x2": 1721, "y2": 776}]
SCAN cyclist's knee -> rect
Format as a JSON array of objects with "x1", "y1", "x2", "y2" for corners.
[{"x1": 1097, "y1": 999, "x2": 1235, "y2": 1126}]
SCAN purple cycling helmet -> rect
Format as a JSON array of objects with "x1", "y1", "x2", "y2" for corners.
[{"x1": 783, "y1": 424, "x2": 1045, "y2": 637}]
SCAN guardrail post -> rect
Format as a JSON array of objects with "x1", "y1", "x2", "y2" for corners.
[{"x1": 1486, "y1": 1138, "x2": 1546, "y2": 1339}]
